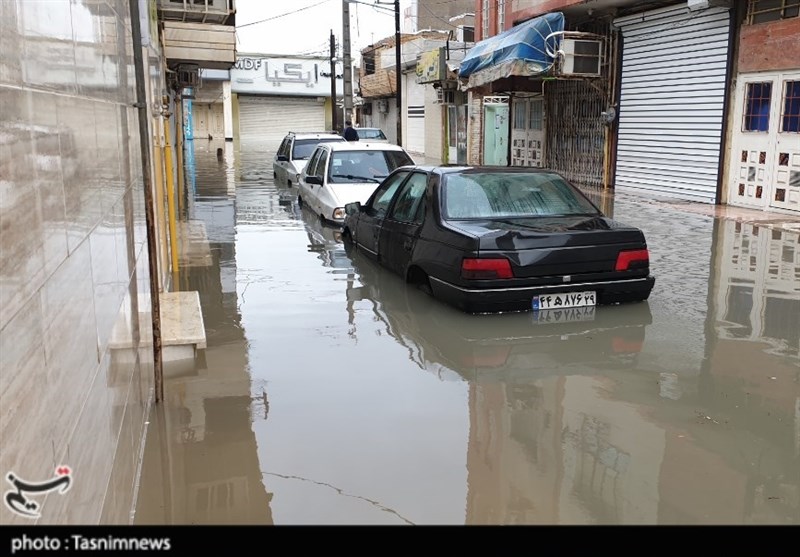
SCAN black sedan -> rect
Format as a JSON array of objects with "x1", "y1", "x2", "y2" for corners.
[{"x1": 342, "y1": 166, "x2": 655, "y2": 314}]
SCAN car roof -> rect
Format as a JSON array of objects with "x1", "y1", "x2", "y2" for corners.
[
  {"x1": 399, "y1": 165, "x2": 567, "y2": 175},
  {"x1": 288, "y1": 131, "x2": 343, "y2": 140},
  {"x1": 320, "y1": 141, "x2": 408, "y2": 152}
]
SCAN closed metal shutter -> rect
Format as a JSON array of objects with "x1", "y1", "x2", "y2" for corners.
[
  {"x1": 404, "y1": 74, "x2": 426, "y2": 155},
  {"x1": 238, "y1": 95, "x2": 325, "y2": 148},
  {"x1": 613, "y1": 5, "x2": 731, "y2": 203}
]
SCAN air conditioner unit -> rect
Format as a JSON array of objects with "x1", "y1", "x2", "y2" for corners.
[
  {"x1": 176, "y1": 63, "x2": 200, "y2": 88},
  {"x1": 436, "y1": 89, "x2": 456, "y2": 104},
  {"x1": 560, "y1": 38, "x2": 602, "y2": 76},
  {"x1": 377, "y1": 99, "x2": 389, "y2": 113}
]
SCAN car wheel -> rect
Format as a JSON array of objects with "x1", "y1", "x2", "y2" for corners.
[
  {"x1": 342, "y1": 228, "x2": 354, "y2": 245},
  {"x1": 297, "y1": 195, "x2": 303, "y2": 207},
  {"x1": 288, "y1": 180, "x2": 292, "y2": 187},
  {"x1": 273, "y1": 171, "x2": 277, "y2": 179},
  {"x1": 418, "y1": 280, "x2": 433, "y2": 296},
  {"x1": 407, "y1": 266, "x2": 432, "y2": 296}
]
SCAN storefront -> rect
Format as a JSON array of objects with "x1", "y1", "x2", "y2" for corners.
[
  {"x1": 416, "y1": 46, "x2": 469, "y2": 164},
  {"x1": 613, "y1": 4, "x2": 733, "y2": 203},
  {"x1": 231, "y1": 54, "x2": 341, "y2": 147}
]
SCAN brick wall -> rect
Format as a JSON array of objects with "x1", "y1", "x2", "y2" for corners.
[
  {"x1": 738, "y1": 18, "x2": 800, "y2": 73},
  {"x1": 467, "y1": 92, "x2": 483, "y2": 165}
]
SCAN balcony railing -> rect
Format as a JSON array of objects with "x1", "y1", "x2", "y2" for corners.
[{"x1": 158, "y1": 0, "x2": 235, "y2": 25}]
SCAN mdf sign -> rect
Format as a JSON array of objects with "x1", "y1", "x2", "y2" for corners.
[{"x1": 231, "y1": 56, "x2": 342, "y2": 97}]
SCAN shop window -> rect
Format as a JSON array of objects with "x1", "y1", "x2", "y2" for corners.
[
  {"x1": 513, "y1": 102, "x2": 526, "y2": 129},
  {"x1": 743, "y1": 82, "x2": 772, "y2": 132},
  {"x1": 529, "y1": 100, "x2": 543, "y2": 131},
  {"x1": 747, "y1": 0, "x2": 800, "y2": 24},
  {"x1": 781, "y1": 80, "x2": 800, "y2": 132}
]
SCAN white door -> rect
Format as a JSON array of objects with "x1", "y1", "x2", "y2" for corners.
[
  {"x1": 613, "y1": 5, "x2": 731, "y2": 203},
  {"x1": 404, "y1": 73, "x2": 426, "y2": 155},
  {"x1": 238, "y1": 95, "x2": 325, "y2": 148},
  {"x1": 728, "y1": 73, "x2": 800, "y2": 212},
  {"x1": 511, "y1": 98, "x2": 545, "y2": 167},
  {"x1": 447, "y1": 105, "x2": 457, "y2": 164}
]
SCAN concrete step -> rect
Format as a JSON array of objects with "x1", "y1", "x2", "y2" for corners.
[{"x1": 109, "y1": 290, "x2": 206, "y2": 367}]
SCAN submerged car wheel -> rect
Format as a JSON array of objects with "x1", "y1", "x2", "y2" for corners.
[{"x1": 407, "y1": 266, "x2": 432, "y2": 296}]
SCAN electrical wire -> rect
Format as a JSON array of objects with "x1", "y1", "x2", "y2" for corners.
[{"x1": 237, "y1": 0, "x2": 335, "y2": 28}]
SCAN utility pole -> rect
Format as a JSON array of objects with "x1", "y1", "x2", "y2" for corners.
[
  {"x1": 342, "y1": 0, "x2": 353, "y2": 125},
  {"x1": 330, "y1": 29, "x2": 338, "y2": 132},
  {"x1": 394, "y1": 0, "x2": 401, "y2": 146}
]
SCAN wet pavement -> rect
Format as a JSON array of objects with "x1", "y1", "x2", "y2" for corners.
[{"x1": 134, "y1": 143, "x2": 800, "y2": 525}]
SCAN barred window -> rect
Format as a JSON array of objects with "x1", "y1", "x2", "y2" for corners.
[
  {"x1": 743, "y1": 82, "x2": 772, "y2": 132},
  {"x1": 781, "y1": 80, "x2": 800, "y2": 133},
  {"x1": 747, "y1": 0, "x2": 800, "y2": 24}
]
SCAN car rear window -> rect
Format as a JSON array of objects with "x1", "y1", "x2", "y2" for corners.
[
  {"x1": 357, "y1": 129, "x2": 387, "y2": 140},
  {"x1": 442, "y1": 172, "x2": 600, "y2": 219},
  {"x1": 292, "y1": 138, "x2": 342, "y2": 160},
  {"x1": 328, "y1": 150, "x2": 414, "y2": 183}
]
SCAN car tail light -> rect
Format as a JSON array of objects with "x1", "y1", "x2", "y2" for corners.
[
  {"x1": 460, "y1": 345, "x2": 512, "y2": 368},
  {"x1": 612, "y1": 336, "x2": 644, "y2": 353},
  {"x1": 615, "y1": 249, "x2": 650, "y2": 271},
  {"x1": 461, "y1": 258, "x2": 514, "y2": 279}
]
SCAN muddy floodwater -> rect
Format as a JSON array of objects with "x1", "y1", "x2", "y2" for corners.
[{"x1": 134, "y1": 144, "x2": 800, "y2": 525}]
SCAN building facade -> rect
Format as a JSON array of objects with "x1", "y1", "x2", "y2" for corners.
[
  {"x1": 1, "y1": 0, "x2": 237, "y2": 524},
  {"x1": 229, "y1": 53, "x2": 344, "y2": 148},
  {"x1": 468, "y1": 0, "x2": 799, "y2": 213},
  {"x1": 725, "y1": 1, "x2": 800, "y2": 212}
]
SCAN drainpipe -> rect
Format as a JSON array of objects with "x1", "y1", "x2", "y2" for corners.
[
  {"x1": 129, "y1": 0, "x2": 164, "y2": 402},
  {"x1": 163, "y1": 99, "x2": 180, "y2": 289}
]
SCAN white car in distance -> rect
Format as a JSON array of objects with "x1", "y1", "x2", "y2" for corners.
[
  {"x1": 273, "y1": 131, "x2": 345, "y2": 187},
  {"x1": 297, "y1": 142, "x2": 415, "y2": 224}
]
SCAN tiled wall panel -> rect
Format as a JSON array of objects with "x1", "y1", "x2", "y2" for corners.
[{"x1": 0, "y1": 0, "x2": 159, "y2": 525}]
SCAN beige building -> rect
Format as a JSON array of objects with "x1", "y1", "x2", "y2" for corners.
[{"x1": 0, "y1": 0, "x2": 235, "y2": 524}]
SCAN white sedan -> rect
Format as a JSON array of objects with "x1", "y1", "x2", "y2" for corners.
[{"x1": 297, "y1": 141, "x2": 414, "y2": 224}]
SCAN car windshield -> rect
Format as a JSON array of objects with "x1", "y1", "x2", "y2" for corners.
[
  {"x1": 328, "y1": 150, "x2": 413, "y2": 184},
  {"x1": 442, "y1": 172, "x2": 600, "y2": 219},
  {"x1": 293, "y1": 138, "x2": 338, "y2": 160},
  {"x1": 356, "y1": 129, "x2": 387, "y2": 140}
]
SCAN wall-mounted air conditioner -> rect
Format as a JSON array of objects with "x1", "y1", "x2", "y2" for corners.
[{"x1": 559, "y1": 38, "x2": 602, "y2": 76}]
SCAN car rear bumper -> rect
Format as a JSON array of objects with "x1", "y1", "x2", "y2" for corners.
[{"x1": 429, "y1": 275, "x2": 655, "y2": 314}]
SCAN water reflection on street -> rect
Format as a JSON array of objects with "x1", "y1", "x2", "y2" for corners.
[{"x1": 135, "y1": 144, "x2": 800, "y2": 525}]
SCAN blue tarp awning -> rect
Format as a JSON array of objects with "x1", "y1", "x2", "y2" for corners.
[{"x1": 458, "y1": 12, "x2": 564, "y2": 88}]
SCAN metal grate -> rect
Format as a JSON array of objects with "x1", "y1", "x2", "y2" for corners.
[
  {"x1": 746, "y1": 0, "x2": 800, "y2": 24},
  {"x1": 545, "y1": 80, "x2": 606, "y2": 188}
]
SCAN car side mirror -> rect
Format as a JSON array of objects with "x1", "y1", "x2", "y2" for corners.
[
  {"x1": 276, "y1": 154, "x2": 289, "y2": 162},
  {"x1": 306, "y1": 175, "x2": 322, "y2": 185},
  {"x1": 345, "y1": 202, "x2": 361, "y2": 216}
]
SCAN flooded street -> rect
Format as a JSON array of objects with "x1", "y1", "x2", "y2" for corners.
[{"x1": 134, "y1": 144, "x2": 800, "y2": 525}]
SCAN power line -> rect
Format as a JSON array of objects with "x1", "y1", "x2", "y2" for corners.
[{"x1": 237, "y1": 0, "x2": 334, "y2": 28}]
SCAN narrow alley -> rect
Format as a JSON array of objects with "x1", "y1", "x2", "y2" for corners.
[{"x1": 133, "y1": 143, "x2": 800, "y2": 525}]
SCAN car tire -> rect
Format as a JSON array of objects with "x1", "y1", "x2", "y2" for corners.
[
  {"x1": 273, "y1": 171, "x2": 277, "y2": 179},
  {"x1": 342, "y1": 228, "x2": 354, "y2": 245},
  {"x1": 297, "y1": 195, "x2": 303, "y2": 207},
  {"x1": 418, "y1": 280, "x2": 433, "y2": 296}
]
